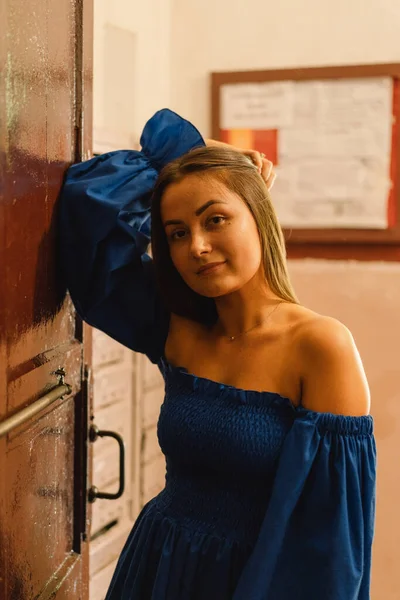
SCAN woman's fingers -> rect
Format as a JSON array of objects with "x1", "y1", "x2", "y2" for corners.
[
  {"x1": 265, "y1": 170, "x2": 277, "y2": 191},
  {"x1": 260, "y1": 158, "x2": 273, "y2": 182},
  {"x1": 240, "y1": 149, "x2": 263, "y2": 170},
  {"x1": 260, "y1": 158, "x2": 276, "y2": 190},
  {"x1": 250, "y1": 150, "x2": 264, "y2": 170},
  {"x1": 240, "y1": 149, "x2": 277, "y2": 190}
]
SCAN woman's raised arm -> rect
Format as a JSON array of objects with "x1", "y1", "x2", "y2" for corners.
[{"x1": 58, "y1": 109, "x2": 205, "y2": 363}]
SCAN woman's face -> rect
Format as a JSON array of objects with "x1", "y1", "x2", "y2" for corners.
[{"x1": 161, "y1": 173, "x2": 264, "y2": 298}]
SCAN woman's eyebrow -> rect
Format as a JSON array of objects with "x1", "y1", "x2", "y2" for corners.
[
  {"x1": 195, "y1": 199, "x2": 228, "y2": 216},
  {"x1": 163, "y1": 200, "x2": 228, "y2": 227}
]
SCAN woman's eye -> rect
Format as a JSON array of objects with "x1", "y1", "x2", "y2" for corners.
[
  {"x1": 169, "y1": 217, "x2": 226, "y2": 241},
  {"x1": 208, "y1": 216, "x2": 226, "y2": 226},
  {"x1": 170, "y1": 230, "x2": 186, "y2": 241}
]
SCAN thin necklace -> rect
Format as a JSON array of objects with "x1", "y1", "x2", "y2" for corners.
[{"x1": 224, "y1": 301, "x2": 283, "y2": 342}]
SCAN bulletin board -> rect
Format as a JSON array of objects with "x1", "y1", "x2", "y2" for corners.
[{"x1": 211, "y1": 64, "x2": 400, "y2": 260}]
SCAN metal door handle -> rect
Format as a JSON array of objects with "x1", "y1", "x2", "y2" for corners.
[
  {"x1": 0, "y1": 367, "x2": 72, "y2": 438},
  {"x1": 88, "y1": 424, "x2": 125, "y2": 503}
]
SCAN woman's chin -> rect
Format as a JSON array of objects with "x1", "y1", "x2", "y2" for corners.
[{"x1": 189, "y1": 279, "x2": 239, "y2": 299}]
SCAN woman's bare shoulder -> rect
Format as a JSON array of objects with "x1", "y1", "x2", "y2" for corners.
[
  {"x1": 168, "y1": 312, "x2": 205, "y2": 335},
  {"x1": 288, "y1": 306, "x2": 371, "y2": 416},
  {"x1": 282, "y1": 303, "x2": 349, "y2": 337},
  {"x1": 165, "y1": 312, "x2": 207, "y2": 363},
  {"x1": 288, "y1": 306, "x2": 355, "y2": 352}
]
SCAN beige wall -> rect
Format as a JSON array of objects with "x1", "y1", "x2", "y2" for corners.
[
  {"x1": 94, "y1": 0, "x2": 171, "y2": 141},
  {"x1": 170, "y1": 1, "x2": 400, "y2": 597},
  {"x1": 170, "y1": 0, "x2": 400, "y2": 132},
  {"x1": 289, "y1": 261, "x2": 400, "y2": 598}
]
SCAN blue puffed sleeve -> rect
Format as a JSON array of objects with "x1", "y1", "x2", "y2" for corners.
[
  {"x1": 58, "y1": 109, "x2": 205, "y2": 363},
  {"x1": 234, "y1": 409, "x2": 376, "y2": 600}
]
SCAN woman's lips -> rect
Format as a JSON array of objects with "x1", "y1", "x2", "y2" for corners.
[{"x1": 197, "y1": 261, "x2": 226, "y2": 275}]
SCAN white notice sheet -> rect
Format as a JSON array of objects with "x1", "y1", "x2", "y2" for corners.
[{"x1": 221, "y1": 78, "x2": 393, "y2": 229}]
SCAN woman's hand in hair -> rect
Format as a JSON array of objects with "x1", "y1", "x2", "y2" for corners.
[
  {"x1": 242, "y1": 149, "x2": 276, "y2": 191},
  {"x1": 205, "y1": 138, "x2": 276, "y2": 191}
]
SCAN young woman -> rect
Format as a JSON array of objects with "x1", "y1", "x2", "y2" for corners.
[{"x1": 59, "y1": 109, "x2": 376, "y2": 600}]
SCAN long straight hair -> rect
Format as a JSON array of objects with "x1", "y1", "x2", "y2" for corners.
[{"x1": 151, "y1": 146, "x2": 298, "y2": 324}]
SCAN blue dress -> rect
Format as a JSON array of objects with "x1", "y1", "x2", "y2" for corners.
[{"x1": 58, "y1": 109, "x2": 377, "y2": 600}]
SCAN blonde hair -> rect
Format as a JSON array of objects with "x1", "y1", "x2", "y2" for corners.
[{"x1": 151, "y1": 146, "x2": 298, "y2": 324}]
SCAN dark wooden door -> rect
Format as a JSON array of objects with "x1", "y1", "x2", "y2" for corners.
[{"x1": 0, "y1": 0, "x2": 93, "y2": 598}]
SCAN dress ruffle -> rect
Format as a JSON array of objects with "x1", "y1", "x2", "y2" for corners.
[{"x1": 106, "y1": 499, "x2": 252, "y2": 600}]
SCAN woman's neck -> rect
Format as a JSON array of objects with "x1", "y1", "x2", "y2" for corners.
[{"x1": 213, "y1": 274, "x2": 281, "y2": 339}]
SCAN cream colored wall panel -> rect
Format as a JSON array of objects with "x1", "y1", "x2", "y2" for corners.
[
  {"x1": 93, "y1": 0, "x2": 172, "y2": 142},
  {"x1": 142, "y1": 454, "x2": 166, "y2": 505},
  {"x1": 89, "y1": 559, "x2": 119, "y2": 600},
  {"x1": 91, "y1": 482, "x2": 130, "y2": 536},
  {"x1": 142, "y1": 386, "x2": 164, "y2": 429},
  {"x1": 92, "y1": 330, "x2": 129, "y2": 368},
  {"x1": 93, "y1": 127, "x2": 139, "y2": 155},
  {"x1": 102, "y1": 25, "x2": 137, "y2": 138},
  {"x1": 93, "y1": 400, "x2": 131, "y2": 456},
  {"x1": 93, "y1": 364, "x2": 133, "y2": 411},
  {"x1": 93, "y1": 444, "x2": 123, "y2": 491},
  {"x1": 142, "y1": 425, "x2": 161, "y2": 464},
  {"x1": 142, "y1": 356, "x2": 164, "y2": 390},
  {"x1": 90, "y1": 524, "x2": 132, "y2": 577}
]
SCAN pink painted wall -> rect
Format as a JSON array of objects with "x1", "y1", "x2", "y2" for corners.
[{"x1": 289, "y1": 259, "x2": 400, "y2": 600}]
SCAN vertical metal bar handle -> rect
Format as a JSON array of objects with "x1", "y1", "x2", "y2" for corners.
[{"x1": 88, "y1": 424, "x2": 125, "y2": 503}]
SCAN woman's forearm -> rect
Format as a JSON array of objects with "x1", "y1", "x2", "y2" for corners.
[{"x1": 204, "y1": 138, "x2": 233, "y2": 149}]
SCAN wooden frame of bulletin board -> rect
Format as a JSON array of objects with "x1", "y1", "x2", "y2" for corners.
[{"x1": 211, "y1": 64, "x2": 400, "y2": 260}]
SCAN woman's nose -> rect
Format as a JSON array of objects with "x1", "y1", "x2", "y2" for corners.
[{"x1": 190, "y1": 232, "x2": 212, "y2": 257}]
